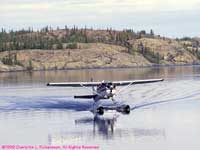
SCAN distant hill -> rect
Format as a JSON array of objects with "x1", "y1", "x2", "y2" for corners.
[{"x1": 0, "y1": 26, "x2": 200, "y2": 72}]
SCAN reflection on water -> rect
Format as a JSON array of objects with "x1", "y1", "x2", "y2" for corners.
[
  {"x1": 48, "y1": 112, "x2": 166, "y2": 146},
  {"x1": 1, "y1": 66, "x2": 200, "y2": 150},
  {"x1": 74, "y1": 114, "x2": 165, "y2": 140},
  {"x1": 75, "y1": 114, "x2": 118, "y2": 138}
]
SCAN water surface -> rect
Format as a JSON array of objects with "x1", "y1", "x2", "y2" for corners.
[{"x1": 0, "y1": 66, "x2": 200, "y2": 150}]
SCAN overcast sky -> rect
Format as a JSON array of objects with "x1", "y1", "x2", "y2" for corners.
[{"x1": 1, "y1": 0, "x2": 200, "y2": 37}]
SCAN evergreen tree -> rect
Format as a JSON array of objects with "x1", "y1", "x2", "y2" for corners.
[{"x1": 150, "y1": 29, "x2": 154, "y2": 36}]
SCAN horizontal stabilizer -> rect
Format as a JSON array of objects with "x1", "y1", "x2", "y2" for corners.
[{"x1": 74, "y1": 95, "x2": 96, "y2": 99}]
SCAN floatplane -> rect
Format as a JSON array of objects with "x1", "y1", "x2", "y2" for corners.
[{"x1": 47, "y1": 78, "x2": 164, "y2": 115}]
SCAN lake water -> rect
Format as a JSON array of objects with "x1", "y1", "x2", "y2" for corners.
[{"x1": 0, "y1": 66, "x2": 200, "y2": 150}]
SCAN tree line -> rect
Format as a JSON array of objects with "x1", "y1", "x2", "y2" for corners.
[
  {"x1": 0, "y1": 26, "x2": 163, "y2": 64},
  {"x1": 0, "y1": 26, "x2": 155, "y2": 52}
]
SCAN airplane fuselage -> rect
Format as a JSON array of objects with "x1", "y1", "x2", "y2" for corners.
[{"x1": 94, "y1": 82, "x2": 116, "y2": 101}]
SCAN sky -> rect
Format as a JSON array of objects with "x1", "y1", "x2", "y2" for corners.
[{"x1": 1, "y1": 0, "x2": 200, "y2": 38}]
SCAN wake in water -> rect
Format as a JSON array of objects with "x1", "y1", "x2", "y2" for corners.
[
  {"x1": 0, "y1": 89, "x2": 200, "y2": 112},
  {"x1": 0, "y1": 96, "x2": 93, "y2": 111},
  {"x1": 131, "y1": 89, "x2": 200, "y2": 110}
]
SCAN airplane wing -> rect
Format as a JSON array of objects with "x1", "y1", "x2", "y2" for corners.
[
  {"x1": 112, "y1": 78, "x2": 164, "y2": 86},
  {"x1": 47, "y1": 81, "x2": 102, "y2": 87},
  {"x1": 47, "y1": 78, "x2": 164, "y2": 87}
]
